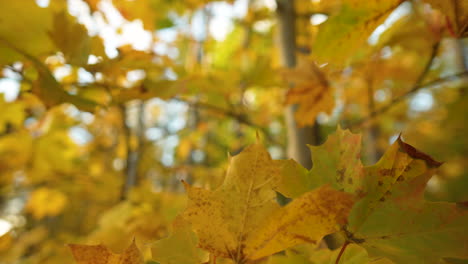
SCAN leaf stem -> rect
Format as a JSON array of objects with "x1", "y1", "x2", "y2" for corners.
[{"x1": 335, "y1": 241, "x2": 350, "y2": 264}]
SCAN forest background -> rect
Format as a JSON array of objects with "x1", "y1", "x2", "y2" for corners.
[{"x1": 0, "y1": 0, "x2": 467, "y2": 263}]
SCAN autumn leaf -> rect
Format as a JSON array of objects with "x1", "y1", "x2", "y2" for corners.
[
  {"x1": 424, "y1": 0, "x2": 468, "y2": 37},
  {"x1": 0, "y1": 96, "x2": 25, "y2": 134},
  {"x1": 280, "y1": 127, "x2": 468, "y2": 263},
  {"x1": 347, "y1": 140, "x2": 468, "y2": 263},
  {"x1": 113, "y1": 0, "x2": 157, "y2": 31},
  {"x1": 313, "y1": 0, "x2": 404, "y2": 66},
  {"x1": 1, "y1": 42, "x2": 101, "y2": 112},
  {"x1": 26, "y1": 187, "x2": 68, "y2": 219},
  {"x1": 31, "y1": 57, "x2": 101, "y2": 112},
  {"x1": 151, "y1": 217, "x2": 208, "y2": 264},
  {"x1": 182, "y1": 143, "x2": 354, "y2": 263},
  {"x1": 352, "y1": 200, "x2": 468, "y2": 263},
  {"x1": 0, "y1": 0, "x2": 54, "y2": 64},
  {"x1": 305, "y1": 243, "x2": 393, "y2": 264},
  {"x1": 49, "y1": 11, "x2": 91, "y2": 66},
  {"x1": 284, "y1": 59, "x2": 334, "y2": 126},
  {"x1": 69, "y1": 240, "x2": 143, "y2": 264},
  {"x1": 277, "y1": 127, "x2": 364, "y2": 198}
]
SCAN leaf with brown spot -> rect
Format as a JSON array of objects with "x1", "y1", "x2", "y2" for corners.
[
  {"x1": 182, "y1": 143, "x2": 354, "y2": 263},
  {"x1": 68, "y1": 240, "x2": 143, "y2": 264},
  {"x1": 279, "y1": 127, "x2": 467, "y2": 263}
]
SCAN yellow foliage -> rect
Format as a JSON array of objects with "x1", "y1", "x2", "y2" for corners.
[
  {"x1": 26, "y1": 187, "x2": 68, "y2": 219},
  {"x1": 182, "y1": 143, "x2": 354, "y2": 262},
  {"x1": 0, "y1": 131, "x2": 33, "y2": 171},
  {"x1": 284, "y1": 58, "x2": 334, "y2": 126},
  {"x1": 0, "y1": 233, "x2": 12, "y2": 253},
  {"x1": 69, "y1": 240, "x2": 143, "y2": 264}
]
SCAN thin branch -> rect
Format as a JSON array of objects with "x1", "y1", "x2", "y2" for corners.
[
  {"x1": 177, "y1": 98, "x2": 280, "y2": 145},
  {"x1": 346, "y1": 42, "x2": 461, "y2": 129},
  {"x1": 347, "y1": 71, "x2": 468, "y2": 128}
]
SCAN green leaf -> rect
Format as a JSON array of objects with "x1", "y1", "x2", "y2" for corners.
[{"x1": 151, "y1": 217, "x2": 208, "y2": 264}]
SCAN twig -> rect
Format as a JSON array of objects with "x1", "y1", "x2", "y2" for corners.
[
  {"x1": 175, "y1": 98, "x2": 281, "y2": 145},
  {"x1": 347, "y1": 71, "x2": 468, "y2": 128},
  {"x1": 346, "y1": 42, "x2": 466, "y2": 129}
]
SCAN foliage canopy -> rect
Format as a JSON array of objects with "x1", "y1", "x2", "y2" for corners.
[{"x1": 0, "y1": 0, "x2": 467, "y2": 264}]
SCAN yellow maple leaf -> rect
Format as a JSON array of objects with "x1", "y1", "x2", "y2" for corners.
[
  {"x1": 182, "y1": 143, "x2": 354, "y2": 263},
  {"x1": 0, "y1": 0, "x2": 54, "y2": 64},
  {"x1": 26, "y1": 187, "x2": 68, "y2": 219},
  {"x1": 68, "y1": 240, "x2": 143, "y2": 264},
  {"x1": 284, "y1": 59, "x2": 334, "y2": 126}
]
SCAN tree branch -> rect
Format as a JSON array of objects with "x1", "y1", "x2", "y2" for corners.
[
  {"x1": 345, "y1": 42, "x2": 459, "y2": 129},
  {"x1": 347, "y1": 71, "x2": 468, "y2": 129},
  {"x1": 175, "y1": 98, "x2": 280, "y2": 145}
]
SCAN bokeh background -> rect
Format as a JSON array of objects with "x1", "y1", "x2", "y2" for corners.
[{"x1": 0, "y1": 0, "x2": 466, "y2": 263}]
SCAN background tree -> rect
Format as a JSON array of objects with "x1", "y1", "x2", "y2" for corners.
[{"x1": 0, "y1": 0, "x2": 466, "y2": 263}]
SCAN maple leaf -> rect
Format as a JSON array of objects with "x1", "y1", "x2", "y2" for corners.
[
  {"x1": 284, "y1": 59, "x2": 334, "y2": 127},
  {"x1": 26, "y1": 187, "x2": 68, "y2": 219},
  {"x1": 313, "y1": 0, "x2": 405, "y2": 66},
  {"x1": 113, "y1": 0, "x2": 157, "y2": 31},
  {"x1": 151, "y1": 217, "x2": 208, "y2": 264},
  {"x1": 0, "y1": 42, "x2": 101, "y2": 112},
  {"x1": 304, "y1": 243, "x2": 393, "y2": 264},
  {"x1": 424, "y1": 0, "x2": 468, "y2": 37},
  {"x1": 68, "y1": 239, "x2": 143, "y2": 264},
  {"x1": 182, "y1": 143, "x2": 354, "y2": 263},
  {"x1": 277, "y1": 126, "x2": 364, "y2": 199},
  {"x1": 280, "y1": 127, "x2": 468, "y2": 263},
  {"x1": 0, "y1": 0, "x2": 54, "y2": 64},
  {"x1": 49, "y1": 11, "x2": 91, "y2": 66}
]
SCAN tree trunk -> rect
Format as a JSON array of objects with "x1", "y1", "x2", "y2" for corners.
[
  {"x1": 276, "y1": 0, "x2": 340, "y2": 249},
  {"x1": 120, "y1": 102, "x2": 145, "y2": 200},
  {"x1": 276, "y1": 0, "x2": 319, "y2": 170}
]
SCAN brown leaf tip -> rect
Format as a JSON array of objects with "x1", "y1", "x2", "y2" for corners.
[{"x1": 397, "y1": 136, "x2": 443, "y2": 168}]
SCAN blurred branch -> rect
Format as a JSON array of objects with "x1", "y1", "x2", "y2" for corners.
[
  {"x1": 347, "y1": 71, "x2": 468, "y2": 129},
  {"x1": 176, "y1": 98, "x2": 280, "y2": 145},
  {"x1": 347, "y1": 42, "x2": 445, "y2": 129}
]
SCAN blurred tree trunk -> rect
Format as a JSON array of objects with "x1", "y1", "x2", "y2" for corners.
[
  {"x1": 276, "y1": 0, "x2": 320, "y2": 170},
  {"x1": 120, "y1": 102, "x2": 145, "y2": 200},
  {"x1": 276, "y1": 0, "x2": 340, "y2": 249},
  {"x1": 365, "y1": 69, "x2": 383, "y2": 164}
]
